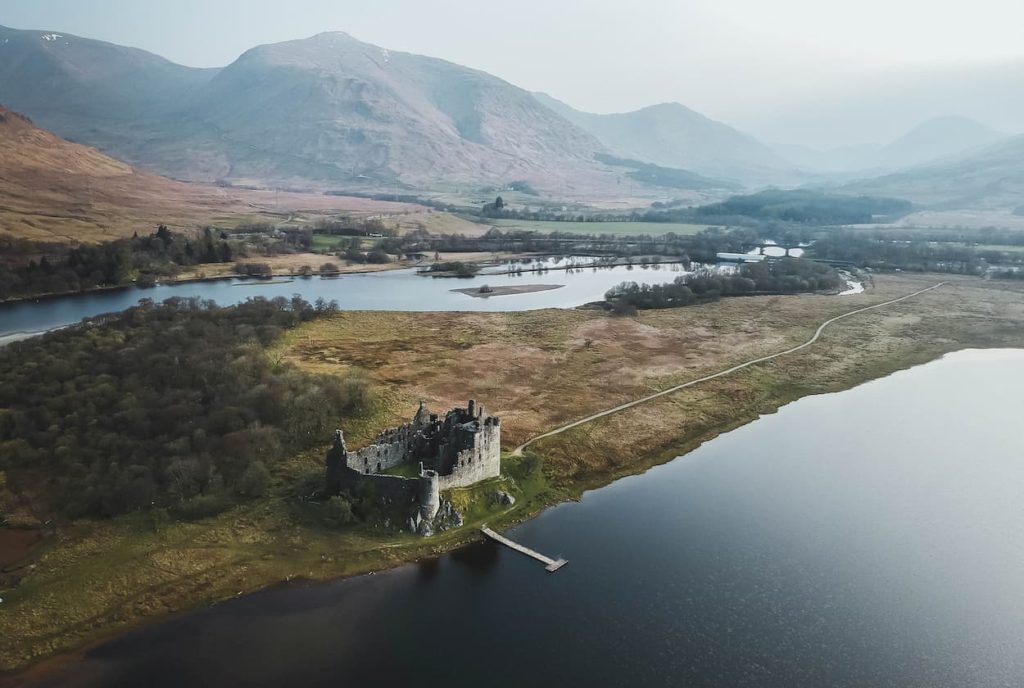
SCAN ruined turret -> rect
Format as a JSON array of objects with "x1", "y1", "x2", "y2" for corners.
[
  {"x1": 413, "y1": 399, "x2": 429, "y2": 426},
  {"x1": 418, "y1": 466, "x2": 440, "y2": 521}
]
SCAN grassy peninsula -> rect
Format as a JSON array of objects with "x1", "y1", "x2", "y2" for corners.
[{"x1": 2, "y1": 273, "x2": 1024, "y2": 676}]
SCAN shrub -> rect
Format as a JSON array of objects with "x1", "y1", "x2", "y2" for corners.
[
  {"x1": 321, "y1": 495, "x2": 355, "y2": 526},
  {"x1": 174, "y1": 493, "x2": 230, "y2": 520},
  {"x1": 236, "y1": 461, "x2": 271, "y2": 498}
]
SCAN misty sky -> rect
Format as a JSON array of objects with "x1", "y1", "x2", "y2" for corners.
[{"x1": 4, "y1": 0, "x2": 1023, "y2": 146}]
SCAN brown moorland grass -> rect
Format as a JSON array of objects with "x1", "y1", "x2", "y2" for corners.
[
  {"x1": 279, "y1": 274, "x2": 1024, "y2": 481},
  {"x1": 3, "y1": 273, "x2": 1024, "y2": 676},
  {"x1": 0, "y1": 107, "x2": 426, "y2": 244}
]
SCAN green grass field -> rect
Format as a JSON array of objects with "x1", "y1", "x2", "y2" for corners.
[
  {"x1": 310, "y1": 234, "x2": 349, "y2": 250},
  {"x1": 490, "y1": 219, "x2": 712, "y2": 236}
]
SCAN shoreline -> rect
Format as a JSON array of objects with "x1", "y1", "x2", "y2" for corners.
[
  {"x1": 1, "y1": 340, "x2": 974, "y2": 686},
  {"x1": 0, "y1": 252, "x2": 686, "y2": 307},
  {"x1": 0, "y1": 261, "x2": 416, "y2": 307},
  {"x1": 4, "y1": 274, "x2": 1023, "y2": 679}
]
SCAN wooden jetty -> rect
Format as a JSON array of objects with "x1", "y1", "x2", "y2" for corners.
[{"x1": 481, "y1": 526, "x2": 568, "y2": 572}]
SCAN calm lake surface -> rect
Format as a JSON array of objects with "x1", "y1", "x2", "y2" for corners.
[
  {"x1": 0, "y1": 260, "x2": 691, "y2": 339},
  {"x1": 31, "y1": 349, "x2": 1024, "y2": 687}
]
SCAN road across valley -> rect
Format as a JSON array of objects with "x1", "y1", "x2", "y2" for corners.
[{"x1": 512, "y1": 282, "x2": 946, "y2": 456}]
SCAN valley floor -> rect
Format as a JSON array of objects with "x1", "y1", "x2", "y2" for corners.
[{"x1": 3, "y1": 273, "x2": 1024, "y2": 678}]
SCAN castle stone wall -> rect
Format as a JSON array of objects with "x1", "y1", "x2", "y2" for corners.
[
  {"x1": 349, "y1": 472, "x2": 421, "y2": 508},
  {"x1": 348, "y1": 419, "x2": 428, "y2": 474},
  {"x1": 438, "y1": 419, "x2": 501, "y2": 489},
  {"x1": 327, "y1": 401, "x2": 501, "y2": 532},
  {"x1": 350, "y1": 440, "x2": 411, "y2": 474}
]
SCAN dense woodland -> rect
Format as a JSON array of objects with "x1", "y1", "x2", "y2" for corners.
[
  {"x1": 688, "y1": 190, "x2": 913, "y2": 225},
  {"x1": 807, "y1": 231, "x2": 992, "y2": 274},
  {"x1": 0, "y1": 227, "x2": 228, "y2": 299},
  {"x1": 0, "y1": 218, "x2": 412, "y2": 301},
  {"x1": 0, "y1": 297, "x2": 364, "y2": 519},
  {"x1": 605, "y1": 258, "x2": 843, "y2": 312}
]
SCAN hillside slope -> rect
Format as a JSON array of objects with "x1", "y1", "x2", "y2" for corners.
[
  {"x1": 534, "y1": 93, "x2": 790, "y2": 184},
  {"x1": 0, "y1": 26, "x2": 642, "y2": 194},
  {"x1": 771, "y1": 116, "x2": 1007, "y2": 176},
  {"x1": 186, "y1": 32, "x2": 615, "y2": 190},
  {"x1": 0, "y1": 25, "x2": 745, "y2": 196},
  {"x1": 0, "y1": 25, "x2": 217, "y2": 137},
  {"x1": 0, "y1": 106, "x2": 225, "y2": 242},
  {"x1": 877, "y1": 116, "x2": 1005, "y2": 170},
  {"x1": 0, "y1": 106, "x2": 422, "y2": 243},
  {"x1": 842, "y1": 135, "x2": 1024, "y2": 208}
]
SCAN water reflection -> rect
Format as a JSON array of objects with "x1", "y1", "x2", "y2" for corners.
[
  {"x1": 0, "y1": 261, "x2": 698, "y2": 338},
  {"x1": 449, "y1": 539, "x2": 502, "y2": 576},
  {"x1": 22, "y1": 349, "x2": 1024, "y2": 688}
]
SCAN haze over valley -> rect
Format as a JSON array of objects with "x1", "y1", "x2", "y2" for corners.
[
  {"x1": 3, "y1": 3, "x2": 1024, "y2": 687},
  {"x1": 1, "y1": 20, "x2": 1023, "y2": 211}
]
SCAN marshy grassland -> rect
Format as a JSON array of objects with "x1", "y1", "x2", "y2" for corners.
[{"x1": 3, "y1": 272, "x2": 1024, "y2": 676}]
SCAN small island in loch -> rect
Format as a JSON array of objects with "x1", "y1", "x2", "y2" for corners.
[{"x1": 451, "y1": 283, "x2": 565, "y2": 298}]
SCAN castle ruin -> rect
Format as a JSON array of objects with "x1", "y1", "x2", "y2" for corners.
[{"x1": 325, "y1": 400, "x2": 501, "y2": 533}]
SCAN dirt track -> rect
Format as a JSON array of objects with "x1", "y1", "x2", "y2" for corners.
[{"x1": 512, "y1": 281, "x2": 947, "y2": 455}]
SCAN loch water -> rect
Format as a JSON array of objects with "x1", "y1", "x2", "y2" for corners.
[
  {"x1": 0, "y1": 260, "x2": 692, "y2": 339},
  {"x1": 28, "y1": 349, "x2": 1024, "y2": 688}
]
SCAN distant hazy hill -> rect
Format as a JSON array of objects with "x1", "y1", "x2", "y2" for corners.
[
  {"x1": 876, "y1": 116, "x2": 1005, "y2": 169},
  {"x1": 772, "y1": 116, "x2": 1006, "y2": 175},
  {"x1": 735, "y1": 60, "x2": 1024, "y2": 149},
  {"x1": 533, "y1": 93, "x2": 790, "y2": 184},
  {"x1": 843, "y1": 136, "x2": 1024, "y2": 208},
  {"x1": 3, "y1": 26, "x2": 726, "y2": 195}
]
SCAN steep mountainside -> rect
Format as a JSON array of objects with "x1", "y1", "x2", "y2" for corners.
[
  {"x1": 0, "y1": 105, "x2": 233, "y2": 242},
  {"x1": 185, "y1": 32, "x2": 614, "y2": 189},
  {"x1": 533, "y1": 93, "x2": 790, "y2": 184},
  {"x1": 4, "y1": 26, "x2": 704, "y2": 195},
  {"x1": 0, "y1": 106, "x2": 413, "y2": 243},
  {"x1": 0, "y1": 25, "x2": 217, "y2": 131},
  {"x1": 842, "y1": 135, "x2": 1024, "y2": 209}
]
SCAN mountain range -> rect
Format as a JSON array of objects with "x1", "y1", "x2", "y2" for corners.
[
  {"x1": 532, "y1": 93, "x2": 791, "y2": 184},
  {"x1": 841, "y1": 133, "x2": 1024, "y2": 209},
  {"x1": 775, "y1": 116, "x2": 1006, "y2": 175},
  {"x1": 1, "y1": 26, "x2": 669, "y2": 195},
  {"x1": 1, "y1": 23, "x2": 1023, "y2": 209}
]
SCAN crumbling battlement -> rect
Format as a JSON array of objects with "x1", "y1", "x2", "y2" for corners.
[
  {"x1": 341, "y1": 400, "x2": 500, "y2": 488},
  {"x1": 324, "y1": 400, "x2": 501, "y2": 533}
]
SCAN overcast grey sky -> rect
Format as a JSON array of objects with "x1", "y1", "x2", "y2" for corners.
[{"x1": 4, "y1": 0, "x2": 1023, "y2": 145}]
